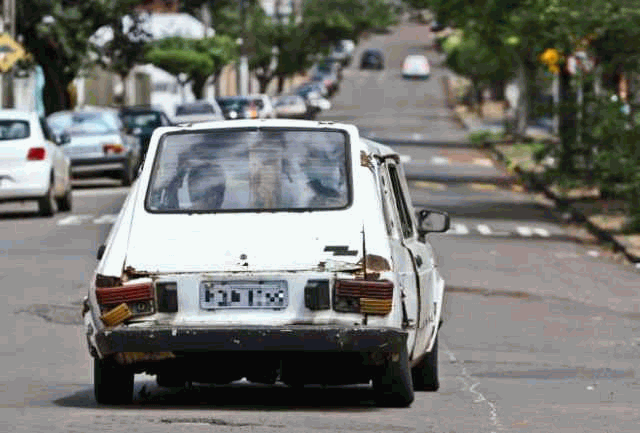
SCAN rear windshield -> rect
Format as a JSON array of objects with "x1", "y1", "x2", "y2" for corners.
[
  {"x1": 146, "y1": 128, "x2": 350, "y2": 213},
  {"x1": 122, "y1": 112, "x2": 162, "y2": 129},
  {"x1": 0, "y1": 120, "x2": 30, "y2": 140},
  {"x1": 176, "y1": 104, "x2": 214, "y2": 116},
  {"x1": 47, "y1": 112, "x2": 119, "y2": 135},
  {"x1": 217, "y1": 98, "x2": 249, "y2": 111}
]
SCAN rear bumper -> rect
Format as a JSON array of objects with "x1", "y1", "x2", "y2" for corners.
[
  {"x1": 94, "y1": 325, "x2": 407, "y2": 357},
  {"x1": 71, "y1": 156, "x2": 127, "y2": 176}
]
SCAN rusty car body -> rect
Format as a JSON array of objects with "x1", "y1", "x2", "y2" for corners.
[{"x1": 83, "y1": 119, "x2": 449, "y2": 407}]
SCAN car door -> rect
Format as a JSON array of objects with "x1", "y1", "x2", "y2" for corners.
[
  {"x1": 384, "y1": 161, "x2": 435, "y2": 360},
  {"x1": 378, "y1": 161, "x2": 419, "y2": 357}
]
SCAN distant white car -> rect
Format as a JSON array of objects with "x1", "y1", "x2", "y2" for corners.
[
  {"x1": 173, "y1": 101, "x2": 225, "y2": 124},
  {"x1": 402, "y1": 55, "x2": 431, "y2": 79},
  {"x1": 0, "y1": 110, "x2": 72, "y2": 216},
  {"x1": 274, "y1": 95, "x2": 309, "y2": 119},
  {"x1": 83, "y1": 119, "x2": 450, "y2": 408},
  {"x1": 247, "y1": 94, "x2": 276, "y2": 119}
]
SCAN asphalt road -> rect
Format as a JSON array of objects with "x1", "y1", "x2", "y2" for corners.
[{"x1": 3, "y1": 18, "x2": 640, "y2": 433}]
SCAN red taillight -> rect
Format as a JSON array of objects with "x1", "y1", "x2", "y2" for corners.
[
  {"x1": 335, "y1": 279, "x2": 394, "y2": 299},
  {"x1": 334, "y1": 279, "x2": 394, "y2": 315},
  {"x1": 96, "y1": 281, "x2": 154, "y2": 306},
  {"x1": 27, "y1": 147, "x2": 46, "y2": 161},
  {"x1": 103, "y1": 143, "x2": 124, "y2": 154}
]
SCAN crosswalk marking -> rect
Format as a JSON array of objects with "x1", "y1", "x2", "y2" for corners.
[
  {"x1": 93, "y1": 214, "x2": 118, "y2": 225},
  {"x1": 57, "y1": 214, "x2": 93, "y2": 226},
  {"x1": 57, "y1": 213, "x2": 560, "y2": 239},
  {"x1": 430, "y1": 156, "x2": 450, "y2": 165}
]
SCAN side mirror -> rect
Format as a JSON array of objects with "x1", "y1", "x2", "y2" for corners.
[
  {"x1": 416, "y1": 209, "x2": 450, "y2": 239},
  {"x1": 55, "y1": 132, "x2": 71, "y2": 145},
  {"x1": 97, "y1": 244, "x2": 106, "y2": 261}
]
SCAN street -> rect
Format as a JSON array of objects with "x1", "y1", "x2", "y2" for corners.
[{"x1": 3, "y1": 19, "x2": 640, "y2": 433}]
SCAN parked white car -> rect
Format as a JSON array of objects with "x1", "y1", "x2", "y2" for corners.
[
  {"x1": 273, "y1": 95, "x2": 309, "y2": 119},
  {"x1": 0, "y1": 110, "x2": 72, "y2": 216},
  {"x1": 83, "y1": 119, "x2": 449, "y2": 407},
  {"x1": 247, "y1": 94, "x2": 276, "y2": 119},
  {"x1": 402, "y1": 54, "x2": 431, "y2": 79},
  {"x1": 173, "y1": 101, "x2": 225, "y2": 124}
]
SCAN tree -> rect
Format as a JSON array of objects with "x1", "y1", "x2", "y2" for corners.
[
  {"x1": 92, "y1": 11, "x2": 151, "y2": 105},
  {"x1": 17, "y1": 0, "x2": 144, "y2": 115}
]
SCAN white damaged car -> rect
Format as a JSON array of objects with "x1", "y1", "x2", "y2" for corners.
[{"x1": 83, "y1": 119, "x2": 449, "y2": 407}]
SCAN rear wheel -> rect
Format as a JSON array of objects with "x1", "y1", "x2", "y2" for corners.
[
  {"x1": 412, "y1": 334, "x2": 440, "y2": 391},
  {"x1": 120, "y1": 159, "x2": 135, "y2": 187},
  {"x1": 373, "y1": 347, "x2": 415, "y2": 407},
  {"x1": 37, "y1": 180, "x2": 56, "y2": 217},
  {"x1": 94, "y1": 358, "x2": 134, "y2": 405},
  {"x1": 56, "y1": 174, "x2": 73, "y2": 212}
]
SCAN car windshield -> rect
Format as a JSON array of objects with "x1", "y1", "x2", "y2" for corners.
[
  {"x1": 122, "y1": 112, "x2": 162, "y2": 129},
  {"x1": 47, "y1": 112, "x2": 119, "y2": 136},
  {"x1": 176, "y1": 104, "x2": 214, "y2": 116},
  {"x1": 0, "y1": 120, "x2": 30, "y2": 140},
  {"x1": 276, "y1": 96, "x2": 301, "y2": 106},
  {"x1": 217, "y1": 98, "x2": 249, "y2": 111},
  {"x1": 146, "y1": 128, "x2": 350, "y2": 212}
]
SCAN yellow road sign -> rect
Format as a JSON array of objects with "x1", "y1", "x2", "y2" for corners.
[{"x1": 0, "y1": 33, "x2": 27, "y2": 73}]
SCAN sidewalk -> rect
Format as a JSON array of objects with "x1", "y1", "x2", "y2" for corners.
[{"x1": 453, "y1": 101, "x2": 640, "y2": 268}]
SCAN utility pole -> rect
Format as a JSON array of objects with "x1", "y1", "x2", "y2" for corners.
[
  {"x1": 0, "y1": 0, "x2": 16, "y2": 108},
  {"x1": 238, "y1": 0, "x2": 249, "y2": 96}
]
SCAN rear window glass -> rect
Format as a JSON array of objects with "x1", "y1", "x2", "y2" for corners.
[
  {"x1": 146, "y1": 128, "x2": 350, "y2": 213},
  {"x1": 0, "y1": 120, "x2": 30, "y2": 140},
  {"x1": 47, "y1": 112, "x2": 119, "y2": 135},
  {"x1": 176, "y1": 104, "x2": 214, "y2": 116},
  {"x1": 122, "y1": 112, "x2": 162, "y2": 129}
]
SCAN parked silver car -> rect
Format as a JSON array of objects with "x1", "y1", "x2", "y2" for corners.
[
  {"x1": 47, "y1": 108, "x2": 141, "y2": 186},
  {"x1": 173, "y1": 101, "x2": 225, "y2": 124}
]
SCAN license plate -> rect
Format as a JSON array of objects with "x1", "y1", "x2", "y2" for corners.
[{"x1": 200, "y1": 281, "x2": 288, "y2": 309}]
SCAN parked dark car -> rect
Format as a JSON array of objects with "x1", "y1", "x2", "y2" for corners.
[
  {"x1": 119, "y1": 106, "x2": 172, "y2": 160},
  {"x1": 360, "y1": 49, "x2": 385, "y2": 70},
  {"x1": 216, "y1": 96, "x2": 254, "y2": 120}
]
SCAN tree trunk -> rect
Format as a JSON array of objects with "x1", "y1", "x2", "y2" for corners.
[
  {"x1": 515, "y1": 58, "x2": 529, "y2": 138},
  {"x1": 277, "y1": 75, "x2": 286, "y2": 94},
  {"x1": 558, "y1": 66, "x2": 575, "y2": 173},
  {"x1": 257, "y1": 74, "x2": 272, "y2": 94},
  {"x1": 191, "y1": 75, "x2": 208, "y2": 100},
  {"x1": 41, "y1": 62, "x2": 71, "y2": 116}
]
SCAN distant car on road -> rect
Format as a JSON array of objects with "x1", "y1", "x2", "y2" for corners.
[
  {"x1": 402, "y1": 55, "x2": 431, "y2": 79},
  {"x1": 330, "y1": 39, "x2": 356, "y2": 66},
  {"x1": 173, "y1": 101, "x2": 225, "y2": 124},
  {"x1": 216, "y1": 96, "x2": 255, "y2": 120},
  {"x1": 360, "y1": 49, "x2": 385, "y2": 70},
  {"x1": 0, "y1": 110, "x2": 72, "y2": 216},
  {"x1": 119, "y1": 105, "x2": 173, "y2": 160},
  {"x1": 47, "y1": 108, "x2": 141, "y2": 186},
  {"x1": 83, "y1": 119, "x2": 450, "y2": 407},
  {"x1": 247, "y1": 94, "x2": 276, "y2": 119},
  {"x1": 273, "y1": 95, "x2": 310, "y2": 119}
]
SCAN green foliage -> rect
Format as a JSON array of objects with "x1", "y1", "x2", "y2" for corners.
[{"x1": 17, "y1": 0, "x2": 142, "y2": 113}]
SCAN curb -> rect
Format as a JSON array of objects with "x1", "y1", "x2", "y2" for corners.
[{"x1": 452, "y1": 107, "x2": 640, "y2": 265}]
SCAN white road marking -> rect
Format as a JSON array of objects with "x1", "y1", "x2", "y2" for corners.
[
  {"x1": 93, "y1": 214, "x2": 118, "y2": 225},
  {"x1": 533, "y1": 228, "x2": 551, "y2": 237},
  {"x1": 448, "y1": 223, "x2": 470, "y2": 235},
  {"x1": 476, "y1": 224, "x2": 492, "y2": 235},
  {"x1": 57, "y1": 214, "x2": 92, "y2": 226},
  {"x1": 473, "y1": 158, "x2": 495, "y2": 167},
  {"x1": 516, "y1": 226, "x2": 533, "y2": 237},
  {"x1": 431, "y1": 156, "x2": 450, "y2": 165}
]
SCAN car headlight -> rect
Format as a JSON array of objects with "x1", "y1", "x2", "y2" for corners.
[{"x1": 229, "y1": 111, "x2": 238, "y2": 119}]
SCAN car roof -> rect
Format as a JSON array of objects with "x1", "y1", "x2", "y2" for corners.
[
  {"x1": 0, "y1": 109, "x2": 37, "y2": 121},
  {"x1": 120, "y1": 105, "x2": 167, "y2": 113},
  {"x1": 405, "y1": 54, "x2": 427, "y2": 60}
]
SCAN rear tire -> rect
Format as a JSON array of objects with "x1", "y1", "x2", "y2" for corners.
[
  {"x1": 94, "y1": 358, "x2": 134, "y2": 405},
  {"x1": 56, "y1": 177, "x2": 73, "y2": 212},
  {"x1": 121, "y1": 159, "x2": 135, "y2": 187},
  {"x1": 37, "y1": 181, "x2": 56, "y2": 217},
  {"x1": 412, "y1": 334, "x2": 440, "y2": 391},
  {"x1": 373, "y1": 347, "x2": 415, "y2": 407}
]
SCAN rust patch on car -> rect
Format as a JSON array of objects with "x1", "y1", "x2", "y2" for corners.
[
  {"x1": 360, "y1": 150, "x2": 374, "y2": 170},
  {"x1": 123, "y1": 266, "x2": 153, "y2": 280}
]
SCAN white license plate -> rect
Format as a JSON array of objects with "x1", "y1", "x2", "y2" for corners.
[{"x1": 200, "y1": 281, "x2": 288, "y2": 309}]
